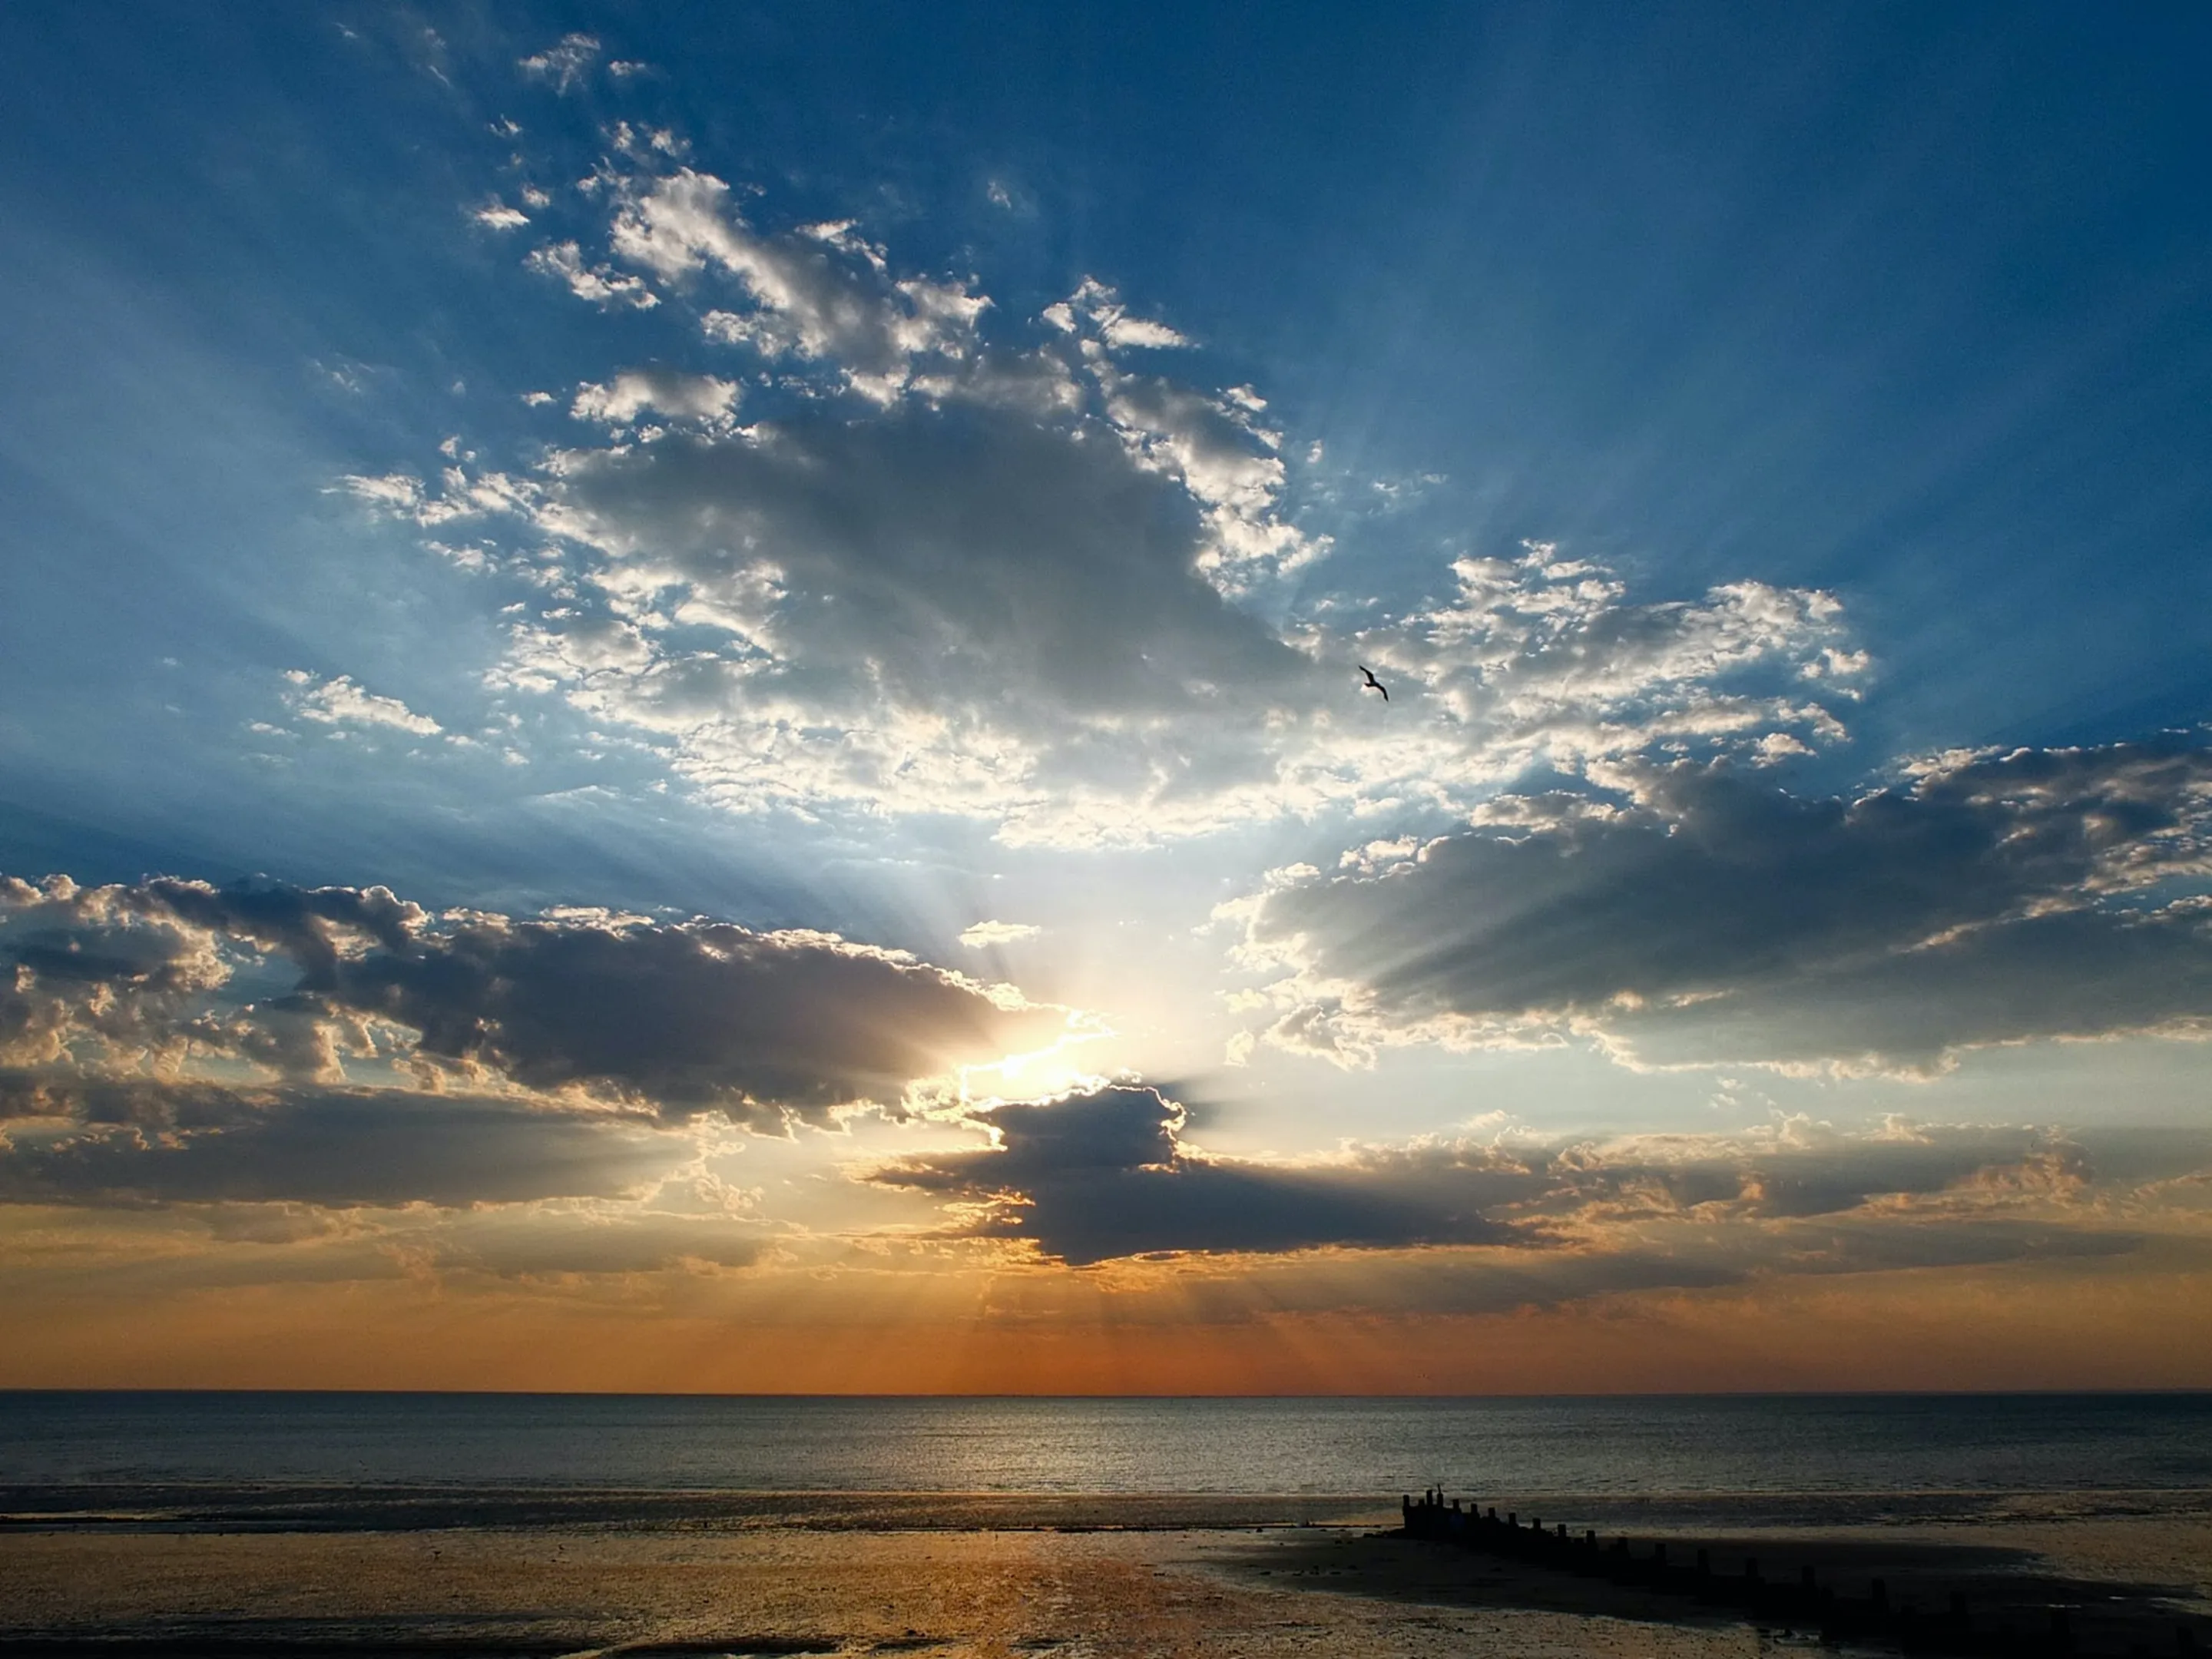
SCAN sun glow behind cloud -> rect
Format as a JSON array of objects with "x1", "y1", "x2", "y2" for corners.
[{"x1": 2, "y1": 11, "x2": 2210, "y2": 1392}]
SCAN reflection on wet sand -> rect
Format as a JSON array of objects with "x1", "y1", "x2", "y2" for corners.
[
  {"x1": 2, "y1": 1491, "x2": 2207, "y2": 1658},
  {"x1": 0, "y1": 1523, "x2": 1767, "y2": 1658}
]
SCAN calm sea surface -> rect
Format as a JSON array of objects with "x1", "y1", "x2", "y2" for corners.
[{"x1": 3, "y1": 1392, "x2": 2208, "y2": 1497}]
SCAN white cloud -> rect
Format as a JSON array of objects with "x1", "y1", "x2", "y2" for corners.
[
  {"x1": 1102, "y1": 315, "x2": 1190, "y2": 349},
  {"x1": 960, "y1": 920, "x2": 1042, "y2": 949},
  {"x1": 490, "y1": 616, "x2": 655, "y2": 694},
  {"x1": 1056, "y1": 277, "x2": 1190, "y2": 349},
  {"x1": 284, "y1": 672, "x2": 442, "y2": 737},
  {"x1": 335, "y1": 472, "x2": 425, "y2": 512},
  {"x1": 526, "y1": 241, "x2": 658, "y2": 310},
  {"x1": 472, "y1": 202, "x2": 530, "y2": 230},
  {"x1": 400, "y1": 144, "x2": 1866, "y2": 846},
  {"x1": 570, "y1": 368, "x2": 740, "y2": 428},
  {"x1": 492, "y1": 434, "x2": 1846, "y2": 841},
  {"x1": 604, "y1": 168, "x2": 987, "y2": 401},
  {"x1": 518, "y1": 32, "x2": 600, "y2": 92}
]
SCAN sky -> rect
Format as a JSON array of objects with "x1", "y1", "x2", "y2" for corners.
[{"x1": 3, "y1": 2, "x2": 2210, "y2": 1392}]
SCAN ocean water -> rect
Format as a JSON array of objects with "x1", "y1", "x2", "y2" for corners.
[{"x1": 3, "y1": 1391, "x2": 2208, "y2": 1498}]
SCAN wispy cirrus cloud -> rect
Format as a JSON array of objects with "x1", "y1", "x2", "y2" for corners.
[{"x1": 518, "y1": 32, "x2": 601, "y2": 94}]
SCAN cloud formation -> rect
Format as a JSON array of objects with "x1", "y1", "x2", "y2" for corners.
[
  {"x1": 873, "y1": 1083, "x2": 1530, "y2": 1265},
  {"x1": 610, "y1": 169, "x2": 992, "y2": 402},
  {"x1": 959, "y1": 920, "x2": 1041, "y2": 949},
  {"x1": 569, "y1": 368, "x2": 740, "y2": 429},
  {"x1": 283, "y1": 671, "x2": 443, "y2": 737},
  {"x1": 0, "y1": 1078, "x2": 683, "y2": 1209},
  {"x1": 0, "y1": 875, "x2": 1068, "y2": 1127},
  {"x1": 870, "y1": 1083, "x2": 2209, "y2": 1285},
  {"x1": 1233, "y1": 741, "x2": 2212, "y2": 1072},
  {"x1": 518, "y1": 32, "x2": 601, "y2": 93},
  {"x1": 344, "y1": 135, "x2": 1867, "y2": 845}
]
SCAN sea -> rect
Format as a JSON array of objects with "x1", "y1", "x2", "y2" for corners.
[{"x1": 5, "y1": 1391, "x2": 2209, "y2": 1502}]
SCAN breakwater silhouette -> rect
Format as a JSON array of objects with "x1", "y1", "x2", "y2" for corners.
[{"x1": 1400, "y1": 1489, "x2": 2207, "y2": 1657}]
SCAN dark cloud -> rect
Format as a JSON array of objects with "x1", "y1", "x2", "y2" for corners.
[
  {"x1": 1243, "y1": 742, "x2": 2212, "y2": 1071},
  {"x1": 1613, "y1": 908, "x2": 2212, "y2": 1071},
  {"x1": 531, "y1": 402, "x2": 1325, "y2": 840},
  {"x1": 0, "y1": 876, "x2": 1066, "y2": 1126},
  {"x1": 130, "y1": 877, "x2": 425, "y2": 988},
  {"x1": 0, "y1": 1078, "x2": 682, "y2": 1209},
  {"x1": 873, "y1": 1084, "x2": 1531, "y2": 1266},
  {"x1": 873, "y1": 1088, "x2": 2212, "y2": 1272},
  {"x1": 320, "y1": 912, "x2": 1061, "y2": 1123},
  {"x1": 550, "y1": 405, "x2": 1311, "y2": 723},
  {"x1": 1499, "y1": 1124, "x2": 2094, "y2": 1221},
  {"x1": 1151, "y1": 1216, "x2": 2161, "y2": 1325}
]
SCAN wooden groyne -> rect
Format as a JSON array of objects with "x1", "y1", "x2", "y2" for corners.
[{"x1": 1399, "y1": 1491, "x2": 2204, "y2": 1657}]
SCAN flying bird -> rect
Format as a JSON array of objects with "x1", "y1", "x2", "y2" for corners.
[{"x1": 1358, "y1": 665, "x2": 1389, "y2": 702}]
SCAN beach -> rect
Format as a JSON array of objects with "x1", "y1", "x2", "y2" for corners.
[
  {"x1": 6, "y1": 1395, "x2": 2210, "y2": 1656},
  {"x1": 0, "y1": 1506, "x2": 1812, "y2": 1657},
  {"x1": 5, "y1": 1489, "x2": 2209, "y2": 1658}
]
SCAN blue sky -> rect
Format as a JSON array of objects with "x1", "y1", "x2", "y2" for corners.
[{"x1": 2, "y1": 4, "x2": 2210, "y2": 1389}]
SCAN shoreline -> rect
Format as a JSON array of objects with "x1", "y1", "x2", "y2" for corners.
[
  {"x1": 5, "y1": 1481, "x2": 2208, "y2": 1532},
  {"x1": 2, "y1": 1488, "x2": 2207, "y2": 1657},
  {"x1": 0, "y1": 1487, "x2": 1396, "y2": 1535}
]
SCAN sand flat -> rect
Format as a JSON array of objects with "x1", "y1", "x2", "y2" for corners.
[
  {"x1": 0, "y1": 1523, "x2": 1780, "y2": 1658},
  {"x1": 5, "y1": 1489, "x2": 2209, "y2": 1657}
]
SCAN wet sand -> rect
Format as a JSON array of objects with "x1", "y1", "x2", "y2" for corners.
[
  {"x1": 1, "y1": 1490, "x2": 2206, "y2": 1657},
  {"x1": 1260, "y1": 1495, "x2": 2212, "y2": 1654}
]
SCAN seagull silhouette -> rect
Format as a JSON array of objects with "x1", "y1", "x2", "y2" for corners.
[{"x1": 1358, "y1": 665, "x2": 1389, "y2": 702}]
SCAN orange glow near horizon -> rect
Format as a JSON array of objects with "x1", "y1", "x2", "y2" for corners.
[{"x1": 5, "y1": 1248, "x2": 2209, "y2": 1396}]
